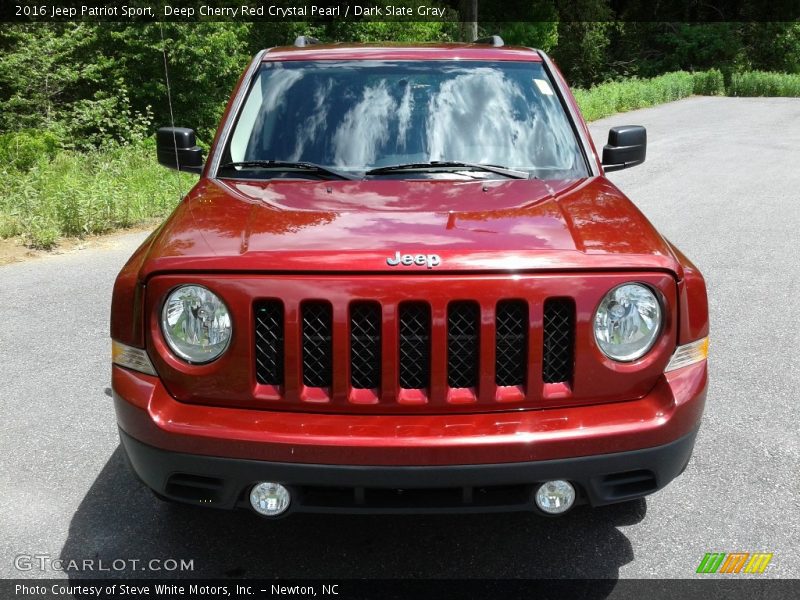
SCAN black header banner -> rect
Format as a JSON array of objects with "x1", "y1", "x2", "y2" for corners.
[{"x1": 2, "y1": 0, "x2": 800, "y2": 22}]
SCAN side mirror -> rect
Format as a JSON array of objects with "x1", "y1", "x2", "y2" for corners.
[
  {"x1": 156, "y1": 127, "x2": 204, "y2": 174},
  {"x1": 602, "y1": 125, "x2": 646, "y2": 172}
]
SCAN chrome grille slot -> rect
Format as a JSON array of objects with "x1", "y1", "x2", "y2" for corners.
[
  {"x1": 350, "y1": 302, "x2": 381, "y2": 390},
  {"x1": 254, "y1": 300, "x2": 284, "y2": 385},
  {"x1": 447, "y1": 301, "x2": 480, "y2": 388},
  {"x1": 398, "y1": 302, "x2": 431, "y2": 389},
  {"x1": 543, "y1": 298, "x2": 574, "y2": 384},
  {"x1": 301, "y1": 301, "x2": 333, "y2": 388},
  {"x1": 495, "y1": 300, "x2": 528, "y2": 387}
]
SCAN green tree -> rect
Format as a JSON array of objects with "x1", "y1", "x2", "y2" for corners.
[
  {"x1": 739, "y1": 22, "x2": 800, "y2": 73},
  {"x1": 0, "y1": 22, "x2": 252, "y2": 145},
  {"x1": 0, "y1": 24, "x2": 96, "y2": 132},
  {"x1": 551, "y1": 1, "x2": 615, "y2": 87},
  {"x1": 473, "y1": 0, "x2": 559, "y2": 51},
  {"x1": 96, "y1": 23, "x2": 252, "y2": 142}
]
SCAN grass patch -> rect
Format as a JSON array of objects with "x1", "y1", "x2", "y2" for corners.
[
  {"x1": 574, "y1": 69, "x2": 725, "y2": 122},
  {"x1": 728, "y1": 71, "x2": 800, "y2": 96},
  {"x1": 0, "y1": 141, "x2": 192, "y2": 249},
  {"x1": 574, "y1": 69, "x2": 800, "y2": 121}
]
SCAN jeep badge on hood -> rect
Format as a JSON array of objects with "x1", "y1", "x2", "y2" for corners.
[{"x1": 386, "y1": 252, "x2": 441, "y2": 269}]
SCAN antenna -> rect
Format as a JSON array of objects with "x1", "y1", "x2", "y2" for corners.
[{"x1": 159, "y1": 23, "x2": 186, "y2": 200}]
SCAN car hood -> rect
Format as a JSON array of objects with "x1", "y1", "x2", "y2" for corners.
[{"x1": 138, "y1": 176, "x2": 683, "y2": 278}]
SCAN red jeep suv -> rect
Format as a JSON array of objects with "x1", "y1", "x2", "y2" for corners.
[{"x1": 111, "y1": 37, "x2": 709, "y2": 517}]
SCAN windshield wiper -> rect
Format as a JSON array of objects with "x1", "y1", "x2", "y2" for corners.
[
  {"x1": 365, "y1": 161, "x2": 530, "y2": 179},
  {"x1": 219, "y1": 160, "x2": 359, "y2": 181}
]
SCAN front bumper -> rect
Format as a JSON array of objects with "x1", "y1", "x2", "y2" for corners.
[
  {"x1": 113, "y1": 360, "x2": 706, "y2": 513},
  {"x1": 121, "y1": 426, "x2": 698, "y2": 514}
]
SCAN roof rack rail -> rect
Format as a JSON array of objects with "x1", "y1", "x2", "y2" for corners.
[
  {"x1": 473, "y1": 35, "x2": 504, "y2": 48},
  {"x1": 294, "y1": 36, "x2": 321, "y2": 48}
]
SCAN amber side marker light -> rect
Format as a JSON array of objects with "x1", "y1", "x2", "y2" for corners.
[
  {"x1": 665, "y1": 337, "x2": 709, "y2": 372},
  {"x1": 112, "y1": 340, "x2": 157, "y2": 376}
]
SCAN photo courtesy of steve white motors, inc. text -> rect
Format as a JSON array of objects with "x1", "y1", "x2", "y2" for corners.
[{"x1": 14, "y1": 583, "x2": 339, "y2": 597}]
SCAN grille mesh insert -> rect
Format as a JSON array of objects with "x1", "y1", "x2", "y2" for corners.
[
  {"x1": 447, "y1": 302, "x2": 480, "y2": 388},
  {"x1": 495, "y1": 300, "x2": 528, "y2": 387},
  {"x1": 254, "y1": 301, "x2": 284, "y2": 385},
  {"x1": 398, "y1": 303, "x2": 431, "y2": 389},
  {"x1": 302, "y1": 302, "x2": 332, "y2": 387},
  {"x1": 350, "y1": 302, "x2": 381, "y2": 389},
  {"x1": 542, "y1": 298, "x2": 574, "y2": 383},
  {"x1": 254, "y1": 295, "x2": 576, "y2": 400}
]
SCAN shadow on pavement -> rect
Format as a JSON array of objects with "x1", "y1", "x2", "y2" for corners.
[{"x1": 60, "y1": 446, "x2": 644, "y2": 587}]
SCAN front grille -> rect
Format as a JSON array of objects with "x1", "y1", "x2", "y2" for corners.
[
  {"x1": 495, "y1": 300, "x2": 528, "y2": 387},
  {"x1": 447, "y1": 302, "x2": 480, "y2": 388},
  {"x1": 542, "y1": 298, "x2": 574, "y2": 384},
  {"x1": 398, "y1": 302, "x2": 431, "y2": 389},
  {"x1": 350, "y1": 302, "x2": 381, "y2": 389},
  {"x1": 301, "y1": 301, "x2": 332, "y2": 388},
  {"x1": 254, "y1": 300, "x2": 284, "y2": 385},
  {"x1": 253, "y1": 295, "x2": 579, "y2": 406}
]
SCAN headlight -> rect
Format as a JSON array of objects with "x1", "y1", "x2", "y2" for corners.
[
  {"x1": 594, "y1": 283, "x2": 662, "y2": 361},
  {"x1": 161, "y1": 285, "x2": 232, "y2": 363}
]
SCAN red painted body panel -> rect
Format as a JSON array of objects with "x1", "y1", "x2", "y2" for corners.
[
  {"x1": 668, "y1": 241, "x2": 710, "y2": 344},
  {"x1": 111, "y1": 43, "x2": 709, "y2": 478},
  {"x1": 131, "y1": 177, "x2": 684, "y2": 278},
  {"x1": 262, "y1": 44, "x2": 544, "y2": 63},
  {"x1": 113, "y1": 359, "x2": 706, "y2": 466}
]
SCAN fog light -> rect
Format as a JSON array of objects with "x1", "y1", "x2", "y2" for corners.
[
  {"x1": 249, "y1": 482, "x2": 291, "y2": 516},
  {"x1": 535, "y1": 480, "x2": 576, "y2": 515}
]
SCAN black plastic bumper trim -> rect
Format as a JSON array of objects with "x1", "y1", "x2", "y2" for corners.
[{"x1": 119, "y1": 427, "x2": 699, "y2": 515}]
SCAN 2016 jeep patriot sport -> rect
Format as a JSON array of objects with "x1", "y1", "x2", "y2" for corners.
[{"x1": 111, "y1": 38, "x2": 709, "y2": 517}]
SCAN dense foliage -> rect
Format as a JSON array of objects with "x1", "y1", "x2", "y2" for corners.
[
  {"x1": 1, "y1": 15, "x2": 797, "y2": 147},
  {"x1": 0, "y1": 4, "x2": 798, "y2": 249},
  {"x1": 0, "y1": 17, "x2": 459, "y2": 147}
]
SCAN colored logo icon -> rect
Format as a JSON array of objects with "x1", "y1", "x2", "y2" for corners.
[{"x1": 696, "y1": 552, "x2": 773, "y2": 574}]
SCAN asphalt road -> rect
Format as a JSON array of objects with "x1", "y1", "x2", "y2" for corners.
[{"x1": 1, "y1": 97, "x2": 798, "y2": 582}]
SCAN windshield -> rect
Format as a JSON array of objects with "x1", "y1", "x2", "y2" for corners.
[{"x1": 221, "y1": 60, "x2": 588, "y2": 180}]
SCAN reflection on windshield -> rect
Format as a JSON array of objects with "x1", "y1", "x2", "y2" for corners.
[
  {"x1": 332, "y1": 80, "x2": 394, "y2": 166},
  {"x1": 226, "y1": 60, "x2": 587, "y2": 179},
  {"x1": 290, "y1": 78, "x2": 331, "y2": 162},
  {"x1": 426, "y1": 68, "x2": 573, "y2": 168}
]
